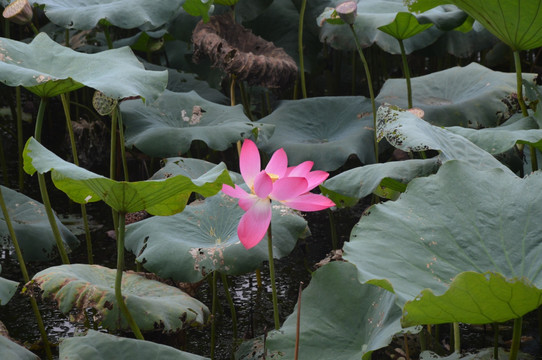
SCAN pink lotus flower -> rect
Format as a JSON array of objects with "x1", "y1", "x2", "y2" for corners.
[{"x1": 222, "y1": 139, "x2": 335, "y2": 249}]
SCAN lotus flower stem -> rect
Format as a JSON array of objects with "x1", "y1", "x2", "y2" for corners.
[
  {"x1": 491, "y1": 323, "x2": 499, "y2": 359},
  {"x1": 34, "y1": 97, "x2": 71, "y2": 264},
  {"x1": 298, "y1": 0, "x2": 308, "y2": 99},
  {"x1": 327, "y1": 208, "x2": 338, "y2": 250},
  {"x1": 210, "y1": 271, "x2": 218, "y2": 360},
  {"x1": 116, "y1": 108, "x2": 130, "y2": 181},
  {"x1": 115, "y1": 211, "x2": 144, "y2": 340},
  {"x1": 452, "y1": 322, "x2": 460, "y2": 353},
  {"x1": 508, "y1": 317, "x2": 523, "y2": 360},
  {"x1": 398, "y1": 39, "x2": 413, "y2": 109},
  {"x1": 110, "y1": 107, "x2": 119, "y2": 233},
  {"x1": 348, "y1": 24, "x2": 378, "y2": 163},
  {"x1": 220, "y1": 273, "x2": 238, "y2": 340},
  {"x1": 513, "y1": 51, "x2": 538, "y2": 172},
  {"x1": 0, "y1": 187, "x2": 53, "y2": 360},
  {"x1": 294, "y1": 282, "x2": 303, "y2": 360},
  {"x1": 16, "y1": 86, "x2": 24, "y2": 191},
  {"x1": 267, "y1": 223, "x2": 280, "y2": 330},
  {"x1": 60, "y1": 93, "x2": 94, "y2": 264}
]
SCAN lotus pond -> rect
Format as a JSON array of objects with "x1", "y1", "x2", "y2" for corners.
[{"x1": 1, "y1": 0, "x2": 542, "y2": 359}]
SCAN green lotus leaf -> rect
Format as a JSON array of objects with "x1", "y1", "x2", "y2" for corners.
[
  {"x1": 29, "y1": 0, "x2": 182, "y2": 30},
  {"x1": 150, "y1": 157, "x2": 244, "y2": 184},
  {"x1": 345, "y1": 160, "x2": 542, "y2": 325},
  {"x1": 31, "y1": 264, "x2": 209, "y2": 331},
  {"x1": 0, "y1": 333, "x2": 39, "y2": 360},
  {"x1": 376, "y1": 63, "x2": 536, "y2": 127},
  {"x1": 446, "y1": 116, "x2": 542, "y2": 154},
  {"x1": 0, "y1": 185, "x2": 79, "y2": 262},
  {"x1": 59, "y1": 330, "x2": 210, "y2": 360},
  {"x1": 420, "y1": 26, "x2": 499, "y2": 58},
  {"x1": 125, "y1": 192, "x2": 307, "y2": 282},
  {"x1": 320, "y1": 158, "x2": 440, "y2": 207},
  {"x1": 376, "y1": 104, "x2": 512, "y2": 173},
  {"x1": 23, "y1": 137, "x2": 233, "y2": 215},
  {"x1": 420, "y1": 347, "x2": 532, "y2": 360},
  {"x1": 0, "y1": 33, "x2": 167, "y2": 100},
  {"x1": 257, "y1": 96, "x2": 375, "y2": 171},
  {"x1": 317, "y1": 0, "x2": 465, "y2": 55},
  {"x1": 0, "y1": 265, "x2": 18, "y2": 306},
  {"x1": 237, "y1": 261, "x2": 404, "y2": 360},
  {"x1": 408, "y1": 0, "x2": 542, "y2": 51},
  {"x1": 234, "y1": 0, "x2": 273, "y2": 23},
  {"x1": 121, "y1": 90, "x2": 273, "y2": 157},
  {"x1": 183, "y1": 0, "x2": 214, "y2": 22},
  {"x1": 378, "y1": 12, "x2": 433, "y2": 40}
]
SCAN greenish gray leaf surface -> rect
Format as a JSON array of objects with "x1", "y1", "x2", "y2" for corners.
[
  {"x1": 59, "y1": 330, "x2": 209, "y2": 360},
  {"x1": 237, "y1": 261, "x2": 404, "y2": 360},
  {"x1": 257, "y1": 96, "x2": 375, "y2": 171},
  {"x1": 30, "y1": 0, "x2": 182, "y2": 30},
  {"x1": 125, "y1": 192, "x2": 307, "y2": 282},
  {"x1": 320, "y1": 158, "x2": 440, "y2": 207},
  {"x1": 378, "y1": 12, "x2": 433, "y2": 40},
  {"x1": 376, "y1": 104, "x2": 513, "y2": 173},
  {"x1": 0, "y1": 33, "x2": 167, "y2": 100},
  {"x1": 345, "y1": 160, "x2": 542, "y2": 324},
  {"x1": 0, "y1": 185, "x2": 79, "y2": 262},
  {"x1": 23, "y1": 137, "x2": 233, "y2": 215},
  {"x1": 150, "y1": 157, "x2": 244, "y2": 184},
  {"x1": 376, "y1": 63, "x2": 535, "y2": 127},
  {"x1": 32, "y1": 264, "x2": 209, "y2": 331},
  {"x1": 121, "y1": 90, "x2": 273, "y2": 157},
  {"x1": 0, "y1": 264, "x2": 18, "y2": 306},
  {"x1": 0, "y1": 334, "x2": 40, "y2": 360}
]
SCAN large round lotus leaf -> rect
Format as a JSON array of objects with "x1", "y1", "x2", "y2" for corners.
[
  {"x1": 237, "y1": 261, "x2": 404, "y2": 360},
  {"x1": 125, "y1": 192, "x2": 307, "y2": 282},
  {"x1": 344, "y1": 160, "x2": 542, "y2": 325},
  {"x1": 376, "y1": 63, "x2": 536, "y2": 127},
  {"x1": 376, "y1": 104, "x2": 512, "y2": 173},
  {"x1": 446, "y1": 116, "x2": 542, "y2": 154},
  {"x1": 0, "y1": 334, "x2": 39, "y2": 360},
  {"x1": 0, "y1": 185, "x2": 79, "y2": 262},
  {"x1": 257, "y1": 96, "x2": 375, "y2": 171},
  {"x1": 408, "y1": 0, "x2": 542, "y2": 51},
  {"x1": 121, "y1": 90, "x2": 273, "y2": 157},
  {"x1": 59, "y1": 330, "x2": 209, "y2": 360},
  {"x1": 317, "y1": 1, "x2": 466, "y2": 55},
  {"x1": 0, "y1": 33, "x2": 167, "y2": 100},
  {"x1": 420, "y1": 26, "x2": 499, "y2": 58},
  {"x1": 0, "y1": 264, "x2": 18, "y2": 306},
  {"x1": 31, "y1": 264, "x2": 209, "y2": 331},
  {"x1": 320, "y1": 158, "x2": 440, "y2": 207},
  {"x1": 23, "y1": 138, "x2": 233, "y2": 216},
  {"x1": 29, "y1": 0, "x2": 182, "y2": 31},
  {"x1": 150, "y1": 157, "x2": 244, "y2": 184}
]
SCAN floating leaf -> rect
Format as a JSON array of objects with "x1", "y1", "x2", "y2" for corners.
[
  {"x1": 125, "y1": 192, "x2": 307, "y2": 282},
  {"x1": 376, "y1": 104, "x2": 513, "y2": 173},
  {"x1": 237, "y1": 261, "x2": 404, "y2": 360},
  {"x1": 408, "y1": 0, "x2": 542, "y2": 51},
  {"x1": 376, "y1": 63, "x2": 535, "y2": 127},
  {"x1": 0, "y1": 185, "x2": 79, "y2": 262},
  {"x1": 59, "y1": 330, "x2": 210, "y2": 360},
  {"x1": 345, "y1": 160, "x2": 542, "y2": 325},
  {"x1": 121, "y1": 90, "x2": 273, "y2": 158},
  {"x1": 29, "y1": 0, "x2": 182, "y2": 30},
  {"x1": 23, "y1": 137, "x2": 233, "y2": 215},
  {"x1": 0, "y1": 33, "x2": 167, "y2": 100},
  {"x1": 257, "y1": 96, "x2": 375, "y2": 171},
  {"x1": 31, "y1": 264, "x2": 209, "y2": 331},
  {"x1": 320, "y1": 158, "x2": 440, "y2": 207},
  {"x1": 0, "y1": 333, "x2": 39, "y2": 360}
]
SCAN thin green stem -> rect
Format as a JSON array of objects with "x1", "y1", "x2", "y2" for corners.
[
  {"x1": 453, "y1": 322, "x2": 460, "y2": 353},
  {"x1": 267, "y1": 224, "x2": 280, "y2": 330},
  {"x1": 294, "y1": 282, "x2": 303, "y2": 360},
  {"x1": 0, "y1": 187, "x2": 53, "y2": 360},
  {"x1": 220, "y1": 273, "x2": 238, "y2": 340},
  {"x1": 116, "y1": 108, "x2": 129, "y2": 181},
  {"x1": 110, "y1": 107, "x2": 119, "y2": 233},
  {"x1": 34, "y1": 98, "x2": 70, "y2": 264},
  {"x1": 16, "y1": 86, "x2": 24, "y2": 191},
  {"x1": 103, "y1": 26, "x2": 113, "y2": 49},
  {"x1": 210, "y1": 271, "x2": 218, "y2": 360},
  {"x1": 29, "y1": 22, "x2": 39, "y2": 36},
  {"x1": 298, "y1": 0, "x2": 308, "y2": 99},
  {"x1": 0, "y1": 133, "x2": 8, "y2": 186},
  {"x1": 491, "y1": 323, "x2": 499, "y2": 359},
  {"x1": 348, "y1": 24, "x2": 378, "y2": 163},
  {"x1": 327, "y1": 209, "x2": 338, "y2": 250},
  {"x1": 508, "y1": 317, "x2": 523, "y2": 360},
  {"x1": 60, "y1": 93, "x2": 93, "y2": 264},
  {"x1": 398, "y1": 39, "x2": 413, "y2": 109},
  {"x1": 115, "y1": 212, "x2": 144, "y2": 339}
]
